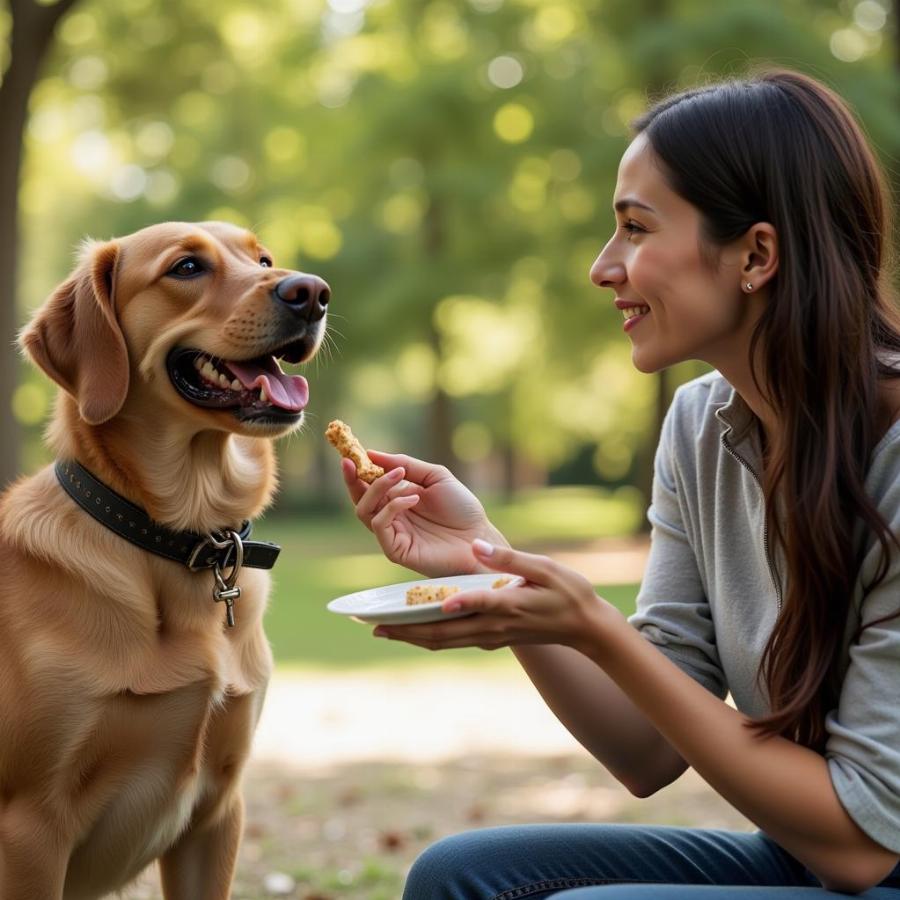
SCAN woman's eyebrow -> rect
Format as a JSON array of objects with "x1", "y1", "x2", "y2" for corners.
[{"x1": 614, "y1": 197, "x2": 656, "y2": 214}]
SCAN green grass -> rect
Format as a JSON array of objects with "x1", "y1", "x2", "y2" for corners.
[
  {"x1": 254, "y1": 486, "x2": 641, "y2": 669},
  {"x1": 488, "y1": 484, "x2": 643, "y2": 544}
]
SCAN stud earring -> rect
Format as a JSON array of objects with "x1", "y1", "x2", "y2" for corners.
[{"x1": 745, "y1": 282, "x2": 753, "y2": 291}]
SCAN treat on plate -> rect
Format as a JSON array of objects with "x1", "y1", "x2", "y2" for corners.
[
  {"x1": 492, "y1": 577, "x2": 514, "y2": 589},
  {"x1": 325, "y1": 419, "x2": 385, "y2": 484},
  {"x1": 406, "y1": 584, "x2": 461, "y2": 606}
]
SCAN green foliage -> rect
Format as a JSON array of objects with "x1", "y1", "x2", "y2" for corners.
[{"x1": 10, "y1": 0, "x2": 900, "y2": 493}]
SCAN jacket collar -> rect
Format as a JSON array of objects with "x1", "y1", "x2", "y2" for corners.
[{"x1": 714, "y1": 384, "x2": 765, "y2": 472}]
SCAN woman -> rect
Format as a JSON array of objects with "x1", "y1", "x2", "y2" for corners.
[{"x1": 339, "y1": 69, "x2": 900, "y2": 897}]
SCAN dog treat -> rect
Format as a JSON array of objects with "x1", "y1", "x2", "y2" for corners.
[
  {"x1": 406, "y1": 584, "x2": 461, "y2": 606},
  {"x1": 492, "y1": 577, "x2": 514, "y2": 589},
  {"x1": 325, "y1": 420, "x2": 385, "y2": 483}
]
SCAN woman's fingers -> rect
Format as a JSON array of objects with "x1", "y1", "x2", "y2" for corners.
[
  {"x1": 354, "y1": 466, "x2": 409, "y2": 523},
  {"x1": 440, "y1": 588, "x2": 504, "y2": 615},
  {"x1": 470, "y1": 539, "x2": 560, "y2": 588},
  {"x1": 378, "y1": 632, "x2": 507, "y2": 652},
  {"x1": 367, "y1": 450, "x2": 451, "y2": 488},
  {"x1": 369, "y1": 491, "x2": 420, "y2": 533},
  {"x1": 374, "y1": 606, "x2": 509, "y2": 650}
]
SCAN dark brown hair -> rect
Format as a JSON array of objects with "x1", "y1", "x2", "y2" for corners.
[{"x1": 633, "y1": 68, "x2": 900, "y2": 751}]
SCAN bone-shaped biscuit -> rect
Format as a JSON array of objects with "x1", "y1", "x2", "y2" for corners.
[{"x1": 325, "y1": 420, "x2": 385, "y2": 484}]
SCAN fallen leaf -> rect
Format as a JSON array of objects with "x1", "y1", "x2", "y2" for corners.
[{"x1": 378, "y1": 830, "x2": 406, "y2": 852}]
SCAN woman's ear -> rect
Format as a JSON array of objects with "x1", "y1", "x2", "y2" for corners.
[
  {"x1": 741, "y1": 223, "x2": 778, "y2": 293},
  {"x1": 19, "y1": 240, "x2": 129, "y2": 425}
]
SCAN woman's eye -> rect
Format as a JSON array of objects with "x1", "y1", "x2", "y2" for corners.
[
  {"x1": 168, "y1": 257, "x2": 205, "y2": 278},
  {"x1": 260, "y1": 257, "x2": 273, "y2": 268},
  {"x1": 620, "y1": 221, "x2": 645, "y2": 241}
]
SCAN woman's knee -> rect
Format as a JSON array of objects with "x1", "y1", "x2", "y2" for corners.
[{"x1": 402, "y1": 827, "x2": 523, "y2": 900}]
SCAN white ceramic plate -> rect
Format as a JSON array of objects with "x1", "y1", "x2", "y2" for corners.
[{"x1": 327, "y1": 573, "x2": 523, "y2": 625}]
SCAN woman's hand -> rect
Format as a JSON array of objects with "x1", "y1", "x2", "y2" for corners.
[
  {"x1": 373, "y1": 538, "x2": 618, "y2": 655},
  {"x1": 341, "y1": 449, "x2": 508, "y2": 578}
]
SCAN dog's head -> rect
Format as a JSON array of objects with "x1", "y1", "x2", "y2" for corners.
[{"x1": 20, "y1": 221, "x2": 329, "y2": 438}]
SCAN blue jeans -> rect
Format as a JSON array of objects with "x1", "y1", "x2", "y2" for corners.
[{"x1": 401, "y1": 824, "x2": 900, "y2": 899}]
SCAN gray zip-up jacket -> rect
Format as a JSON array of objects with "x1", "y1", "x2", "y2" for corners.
[{"x1": 628, "y1": 370, "x2": 900, "y2": 853}]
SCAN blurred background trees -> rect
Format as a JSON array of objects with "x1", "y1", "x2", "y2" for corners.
[{"x1": 3, "y1": 0, "x2": 898, "y2": 527}]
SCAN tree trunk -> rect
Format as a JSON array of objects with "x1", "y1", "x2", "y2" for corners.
[
  {"x1": 500, "y1": 391, "x2": 516, "y2": 501},
  {"x1": 426, "y1": 350, "x2": 455, "y2": 469},
  {"x1": 423, "y1": 195, "x2": 457, "y2": 471},
  {"x1": 0, "y1": 0, "x2": 78, "y2": 487},
  {"x1": 895, "y1": 0, "x2": 899, "y2": 75}
]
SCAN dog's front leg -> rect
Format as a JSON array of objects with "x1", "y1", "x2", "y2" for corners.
[
  {"x1": 0, "y1": 804, "x2": 68, "y2": 900},
  {"x1": 158, "y1": 794, "x2": 243, "y2": 900}
]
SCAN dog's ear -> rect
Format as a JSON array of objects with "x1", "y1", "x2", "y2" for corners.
[{"x1": 20, "y1": 240, "x2": 129, "y2": 426}]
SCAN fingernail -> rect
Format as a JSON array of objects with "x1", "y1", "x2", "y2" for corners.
[
  {"x1": 444, "y1": 601, "x2": 462, "y2": 613},
  {"x1": 389, "y1": 467, "x2": 404, "y2": 480},
  {"x1": 472, "y1": 538, "x2": 494, "y2": 556},
  {"x1": 374, "y1": 627, "x2": 388, "y2": 638}
]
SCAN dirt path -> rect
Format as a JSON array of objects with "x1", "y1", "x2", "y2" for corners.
[{"x1": 125, "y1": 661, "x2": 752, "y2": 900}]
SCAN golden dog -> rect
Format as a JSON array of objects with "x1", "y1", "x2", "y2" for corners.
[{"x1": 0, "y1": 221, "x2": 328, "y2": 898}]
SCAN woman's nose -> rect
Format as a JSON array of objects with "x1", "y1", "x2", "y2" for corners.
[{"x1": 590, "y1": 242, "x2": 625, "y2": 289}]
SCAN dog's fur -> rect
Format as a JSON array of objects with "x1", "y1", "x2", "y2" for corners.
[{"x1": 0, "y1": 222, "x2": 326, "y2": 898}]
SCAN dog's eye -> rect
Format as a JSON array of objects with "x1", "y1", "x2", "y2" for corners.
[
  {"x1": 260, "y1": 257, "x2": 273, "y2": 268},
  {"x1": 168, "y1": 257, "x2": 206, "y2": 278}
]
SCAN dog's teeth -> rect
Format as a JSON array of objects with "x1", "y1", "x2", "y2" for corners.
[
  {"x1": 259, "y1": 386, "x2": 268, "y2": 403},
  {"x1": 219, "y1": 374, "x2": 230, "y2": 388},
  {"x1": 194, "y1": 358, "x2": 203, "y2": 370},
  {"x1": 231, "y1": 379, "x2": 241, "y2": 391}
]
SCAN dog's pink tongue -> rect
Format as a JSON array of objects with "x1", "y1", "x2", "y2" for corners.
[{"x1": 227, "y1": 360, "x2": 309, "y2": 411}]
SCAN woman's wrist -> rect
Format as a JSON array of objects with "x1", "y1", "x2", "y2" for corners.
[
  {"x1": 465, "y1": 522, "x2": 511, "y2": 574},
  {"x1": 571, "y1": 593, "x2": 628, "y2": 658}
]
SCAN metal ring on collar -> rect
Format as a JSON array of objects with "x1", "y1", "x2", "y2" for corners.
[{"x1": 187, "y1": 529, "x2": 243, "y2": 573}]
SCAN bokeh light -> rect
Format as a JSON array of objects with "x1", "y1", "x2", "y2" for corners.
[
  {"x1": 487, "y1": 55, "x2": 525, "y2": 89},
  {"x1": 493, "y1": 102, "x2": 534, "y2": 143}
]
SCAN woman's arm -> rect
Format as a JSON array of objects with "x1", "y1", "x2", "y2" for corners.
[{"x1": 512, "y1": 643, "x2": 689, "y2": 796}]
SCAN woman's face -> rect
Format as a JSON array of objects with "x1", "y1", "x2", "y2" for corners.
[{"x1": 591, "y1": 134, "x2": 754, "y2": 374}]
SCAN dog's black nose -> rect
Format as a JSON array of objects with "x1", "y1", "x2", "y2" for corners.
[{"x1": 273, "y1": 274, "x2": 330, "y2": 321}]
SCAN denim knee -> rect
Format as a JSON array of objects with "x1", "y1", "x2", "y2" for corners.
[{"x1": 402, "y1": 828, "x2": 514, "y2": 900}]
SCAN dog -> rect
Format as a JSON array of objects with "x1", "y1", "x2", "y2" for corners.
[{"x1": 0, "y1": 221, "x2": 328, "y2": 898}]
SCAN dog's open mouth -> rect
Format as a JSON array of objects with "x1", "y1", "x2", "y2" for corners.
[{"x1": 166, "y1": 344, "x2": 309, "y2": 422}]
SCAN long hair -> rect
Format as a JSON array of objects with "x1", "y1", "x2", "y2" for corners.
[{"x1": 633, "y1": 69, "x2": 900, "y2": 751}]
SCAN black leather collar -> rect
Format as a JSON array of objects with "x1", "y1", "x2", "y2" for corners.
[{"x1": 54, "y1": 459, "x2": 281, "y2": 572}]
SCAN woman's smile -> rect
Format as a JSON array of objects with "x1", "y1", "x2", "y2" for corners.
[{"x1": 615, "y1": 298, "x2": 651, "y2": 331}]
